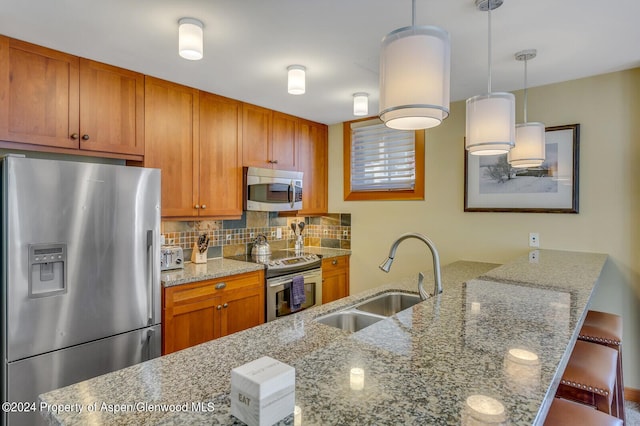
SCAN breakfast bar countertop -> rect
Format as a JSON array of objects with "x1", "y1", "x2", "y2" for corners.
[{"x1": 39, "y1": 249, "x2": 607, "y2": 425}]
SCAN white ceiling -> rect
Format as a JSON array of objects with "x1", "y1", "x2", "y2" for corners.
[{"x1": 1, "y1": 0, "x2": 639, "y2": 125}]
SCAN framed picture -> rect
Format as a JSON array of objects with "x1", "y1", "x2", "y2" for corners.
[{"x1": 464, "y1": 124, "x2": 580, "y2": 213}]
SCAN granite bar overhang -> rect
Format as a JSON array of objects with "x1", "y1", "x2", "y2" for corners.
[{"x1": 39, "y1": 249, "x2": 607, "y2": 425}]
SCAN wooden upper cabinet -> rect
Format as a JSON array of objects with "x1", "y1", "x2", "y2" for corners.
[
  {"x1": 0, "y1": 36, "x2": 144, "y2": 158},
  {"x1": 271, "y1": 111, "x2": 298, "y2": 170},
  {"x1": 298, "y1": 119, "x2": 328, "y2": 215},
  {"x1": 242, "y1": 104, "x2": 298, "y2": 170},
  {"x1": 242, "y1": 104, "x2": 271, "y2": 168},
  {"x1": 198, "y1": 91, "x2": 243, "y2": 217},
  {"x1": 144, "y1": 81, "x2": 243, "y2": 219},
  {"x1": 144, "y1": 76, "x2": 199, "y2": 218},
  {"x1": 0, "y1": 36, "x2": 80, "y2": 149},
  {"x1": 79, "y1": 59, "x2": 144, "y2": 155}
]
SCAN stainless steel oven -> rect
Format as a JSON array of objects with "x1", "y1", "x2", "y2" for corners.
[
  {"x1": 266, "y1": 267, "x2": 322, "y2": 322},
  {"x1": 227, "y1": 250, "x2": 322, "y2": 322}
]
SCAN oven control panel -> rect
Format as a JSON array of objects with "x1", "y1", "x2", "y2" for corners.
[
  {"x1": 268, "y1": 254, "x2": 319, "y2": 268},
  {"x1": 265, "y1": 253, "x2": 321, "y2": 278}
]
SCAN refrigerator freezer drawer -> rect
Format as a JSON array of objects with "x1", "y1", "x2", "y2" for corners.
[{"x1": 4, "y1": 325, "x2": 160, "y2": 426}]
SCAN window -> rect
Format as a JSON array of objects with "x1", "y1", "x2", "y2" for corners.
[{"x1": 343, "y1": 118, "x2": 424, "y2": 201}]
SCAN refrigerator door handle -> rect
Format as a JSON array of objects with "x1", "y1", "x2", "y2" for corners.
[
  {"x1": 146, "y1": 328, "x2": 154, "y2": 361},
  {"x1": 146, "y1": 230, "x2": 154, "y2": 325}
]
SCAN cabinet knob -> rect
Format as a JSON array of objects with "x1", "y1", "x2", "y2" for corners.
[
  {"x1": 201, "y1": 204, "x2": 207, "y2": 209},
  {"x1": 81, "y1": 134, "x2": 90, "y2": 141},
  {"x1": 194, "y1": 204, "x2": 200, "y2": 209},
  {"x1": 223, "y1": 303, "x2": 228, "y2": 308},
  {"x1": 70, "y1": 133, "x2": 79, "y2": 140},
  {"x1": 217, "y1": 305, "x2": 222, "y2": 310},
  {"x1": 332, "y1": 259, "x2": 338, "y2": 265}
]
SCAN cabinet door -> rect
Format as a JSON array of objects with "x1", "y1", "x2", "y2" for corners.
[
  {"x1": 0, "y1": 36, "x2": 79, "y2": 149},
  {"x1": 199, "y1": 92, "x2": 243, "y2": 217},
  {"x1": 162, "y1": 282, "x2": 220, "y2": 355},
  {"x1": 322, "y1": 256, "x2": 350, "y2": 304},
  {"x1": 298, "y1": 120, "x2": 328, "y2": 215},
  {"x1": 79, "y1": 59, "x2": 144, "y2": 155},
  {"x1": 144, "y1": 76, "x2": 199, "y2": 218},
  {"x1": 220, "y1": 285, "x2": 265, "y2": 337},
  {"x1": 271, "y1": 111, "x2": 298, "y2": 170},
  {"x1": 242, "y1": 103, "x2": 271, "y2": 168}
]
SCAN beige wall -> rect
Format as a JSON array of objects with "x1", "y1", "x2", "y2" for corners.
[{"x1": 327, "y1": 69, "x2": 640, "y2": 389}]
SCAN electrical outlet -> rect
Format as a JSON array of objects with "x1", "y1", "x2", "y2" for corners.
[
  {"x1": 529, "y1": 232, "x2": 539, "y2": 248},
  {"x1": 271, "y1": 231, "x2": 276, "y2": 237},
  {"x1": 276, "y1": 228, "x2": 282, "y2": 239},
  {"x1": 529, "y1": 249, "x2": 539, "y2": 263},
  {"x1": 226, "y1": 234, "x2": 232, "y2": 242},
  {"x1": 249, "y1": 232, "x2": 255, "y2": 238},
  {"x1": 160, "y1": 235, "x2": 166, "y2": 245},
  {"x1": 343, "y1": 230, "x2": 348, "y2": 238},
  {"x1": 323, "y1": 229, "x2": 328, "y2": 235}
]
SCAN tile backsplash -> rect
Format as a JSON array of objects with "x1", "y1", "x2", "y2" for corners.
[{"x1": 161, "y1": 212, "x2": 351, "y2": 259}]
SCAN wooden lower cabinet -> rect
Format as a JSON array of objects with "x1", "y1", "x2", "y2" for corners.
[
  {"x1": 162, "y1": 269, "x2": 265, "y2": 355},
  {"x1": 322, "y1": 255, "x2": 350, "y2": 304}
]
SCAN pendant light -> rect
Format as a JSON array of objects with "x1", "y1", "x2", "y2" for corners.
[
  {"x1": 353, "y1": 93, "x2": 369, "y2": 116},
  {"x1": 287, "y1": 65, "x2": 306, "y2": 95},
  {"x1": 178, "y1": 18, "x2": 204, "y2": 60},
  {"x1": 508, "y1": 49, "x2": 545, "y2": 168},
  {"x1": 378, "y1": 0, "x2": 451, "y2": 130},
  {"x1": 465, "y1": 0, "x2": 515, "y2": 155}
]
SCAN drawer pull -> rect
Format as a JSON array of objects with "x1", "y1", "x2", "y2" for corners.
[{"x1": 215, "y1": 282, "x2": 226, "y2": 290}]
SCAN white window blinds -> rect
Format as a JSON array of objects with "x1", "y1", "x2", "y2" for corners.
[{"x1": 350, "y1": 119, "x2": 416, "y2": 191}]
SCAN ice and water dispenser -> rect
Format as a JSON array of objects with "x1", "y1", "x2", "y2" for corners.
[{"x1": 28, "y1": 243, "x2": 67, "y2": 297}]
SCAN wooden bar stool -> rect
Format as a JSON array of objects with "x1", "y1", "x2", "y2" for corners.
[
  {"x1": 578, "y1": 310, "x2": 625, "y2": 423},
  {"x1": 556, "y1": 340, "x2": 619, "y2": 417},
  {"x1": 544, "y1": 398, "x2": 622, "y2": 426}
]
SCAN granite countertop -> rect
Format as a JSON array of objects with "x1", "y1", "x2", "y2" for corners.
[
  {"x1": 39, "y1": 249, "x2": 607, "y2": 425},
  {"x1": 161, "y1": 247, "x2": 352, "y2": 288}
]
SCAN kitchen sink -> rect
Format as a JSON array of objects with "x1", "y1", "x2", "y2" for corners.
[
  {"x1": 315, "y1": 311, "x2": 385, "y2": 332},
  {"x1": 315, "y1": 291, "x2": 422, "y2": 332},
  {"x1": 353, "y1": 292, "x2": 422, "y2": 317}
]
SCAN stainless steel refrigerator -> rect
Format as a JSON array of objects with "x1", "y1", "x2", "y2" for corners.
[{"x1": 0, "y1": 155, "x2": 162, "y2": 425}]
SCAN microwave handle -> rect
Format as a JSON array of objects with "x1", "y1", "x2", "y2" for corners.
[{"x1": 289, "y1": 179, "x2": 295, "y2": 209}]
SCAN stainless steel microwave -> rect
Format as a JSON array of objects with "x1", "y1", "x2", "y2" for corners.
[{"x1": 244, "y1": 167, "x2": 303, "y2": 211}]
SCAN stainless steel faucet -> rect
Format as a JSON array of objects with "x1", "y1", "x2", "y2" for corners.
[{"x1": 379, "y1": 232, "x2": 443, "y2": 300}]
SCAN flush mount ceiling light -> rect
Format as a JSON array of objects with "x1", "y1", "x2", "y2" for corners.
[
  {"x1": 378, "y1": 0, "x2": 451, "y2": 130},
  {"x1": 287, "y1": 65, "x2": 306, "y2": 95},
  {"x1": 353, "y1": 93, "x2": 369, "y2": 116},
  {"x1": 465, "y1": 0, "x2": 515, "y2": 155},
  {"x1": 178, "y1": 18, "x2": 203, "y2": 60},
  {"x1": 508, "y1": 49, "x2": 545, "y2": 168}
]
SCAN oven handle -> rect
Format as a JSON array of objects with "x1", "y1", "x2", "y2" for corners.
[{"x1": 267, "y1": 269, "x2": 322, "y2": 287}]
